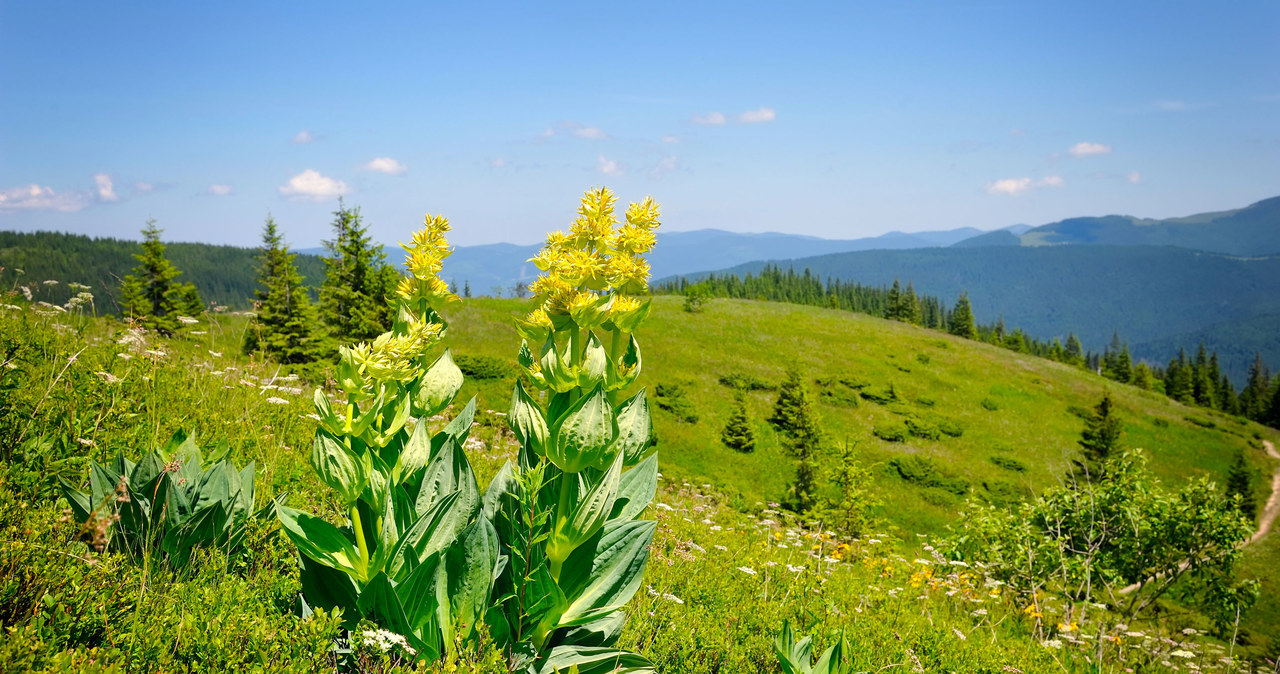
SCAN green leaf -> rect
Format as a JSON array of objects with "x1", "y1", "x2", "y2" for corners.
[
  {"x1": 413, "y1": 349, "x2": 464, "y2": 418},
  {"x1": 774, "y1": 620, "x2": 814, "y2": 674},
  {"x1": 277, "y1": 505, "x2": 367, "y2": 579},
  {"x1": 482, "y1": 461, "x2": 521, "y2": 521},
  {"x1": 525, "y1": 563, "x2": 567, "y2": 644},
  {"x1": 611, "y1": 453, "x2": 657, "y2": 521},
  {"x1": 549, "y1": 450, "x2": 623, "y2": 565},
  {"x1": 130, "y1": 451, "x2": 166, "y2": 492},
  {"x1": 313, "y1": 389, "x2": 345, "y2": 436},
  {"x1": 310, "y1": 429, "x2": 366, "y2": 504},
  {"x1": 445, "y1": 518, "x2": 500, "y2": 639},
  {"x1": 536, "y1": 646, "x2": 655, "y2": 674},
  {"x1": 368, "y1": 390, "x2": 412, "y2": 448},
  {"x1": 398, "y1": 418, "x2": 432, "y2": 482},
  {"x1": 611, "y1": 389, "x2": 651, "y2": 467},
  {"x1": 577, "y1": 332, "x2": 608, "y2": 388},
  {"x1": 386, "y1": 489, "x2": 463, "y2": 581},
  {"x1": 162, "y1": 501, "x2": 227, "y2": 566},
  {"x1": 508, "y1": 379, "x2": 550, "y2": 458},
  {"x1": 553, "y1": 611, "x2": 626, "y2": 649},
  {"x1": 548, "y1": 385, "x2": 617, "y2": 473},
  {"x1": 89, "y1": 461, "x2": 122, "y2": 510},
  {"x1": 607, "y1": 335, "x2": 642, "y2": 391},
  {"x1": 540, "y1": 335, "x2": 576, "y2": 393},
  {"x1": 811, "y1": 636, "x2": 848, "y2": 674},
  {"x1": 557, "y1": 520, "x2": 656, "y2": 627},
  {"x1": 357, "y1": 572, "x2": 413, "y2": 639},
  {"x1": 298, "y1": 553, "x2": 360, "y2": 620},
  {"x1": 396, "y1": 551, "x2": 447, "y2": 658},
  {"x1": 60, "y1": 481, "x2": 91, "y2": 523},
  {"x1": 442, "y1": 396, "x2": 478, "y2": 446},
  {"x1": 234, "y1": 461, "x2": 256, "y2": 522}
]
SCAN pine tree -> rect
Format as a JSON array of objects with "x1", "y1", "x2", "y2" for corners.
[
  {"x1": 243, "y1": 216, "x2": 325, "y2": 364},
  {"x1": 1132, "y1": 362, "x2": 1153, "y2": 390},
  {"x1": 1216, "y1": 375, "x2": 1239, "y2": 415},
  {"x1": 1225, "y1": 449, "x2": 1256, "y2": 521},
  {"x1": 721, "y1": 392, "x2": 756, "y2": 453},
  {"x1": 948, "y1": 292, "x2": 977, "y2": 339},
  {"x1": 770, "y1": 368, "x2": 822, "y2": 511},
  {"x1": 318, "y1": 200, "x2": 396, "y2": 343},
  {"x1": 1166, "y1": 350, "x2": 1192, "y2": 403},
  {"x1": 1240, "y1": 353, "x2": 1270, "y2": 421},
  {"x1": 902, "y1": 281, "x2": 921, "y2": 325},
  {"x1": 1265, "y1": 379, "x2": 1280, "y2": 429},
  {"x1": 885, "y1": 280, "x2": 902, "y2": 321},
  {"x1": 1074, "y1": 393, "x2": 1124, "y2": 481},
  {"x1": 1064, "y1": 333, "x2": 1083, "y2": 365},
  {"x1": 120, "y1": 218, "x2": 203, "y2": 336}
]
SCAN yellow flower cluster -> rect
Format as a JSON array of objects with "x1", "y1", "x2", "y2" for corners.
[
  {"x1": 527, "y1": 187, "x2": 660, "y2": 320},
  {"x1": 397, "y1": 214, "x2": 457, "y2": 303}
]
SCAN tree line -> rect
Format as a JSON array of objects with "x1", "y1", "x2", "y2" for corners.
[{"x1": 660, "y1": 266, "x2": 1280, "y2": 429}]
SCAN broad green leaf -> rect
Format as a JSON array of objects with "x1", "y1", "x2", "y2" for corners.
[
  {"x1": 369, "y1": 390, "x2": 412, "y2": 447},
  {"x1": 109, "y1": 451, "x2": 135, "y2": 485},
  {"x1": 602, "y1": 297, "x2": 650, "y2": 334},
  {"x1": 162, "y1": 501, "x2": 227, "y2": 566},
  {"x1": 577, "y1": 332, "x2": 607, "y2": 388},
  {"x1": 130, "y1": 450, "x2": 165, "y2": 491},
  {"x1": 60, "y1": 481, "x2": 91, "y2": 523},
  {"x1": 611, "y1": 389, "x2": 651, "y2": 467},
  {"x1": 89, "y1": 461, "x2": 123, "y2": 509},
  {"x1": 557, "y1": 520, "x2": 656, "y2": 627},
  {"x1": 442, "y1": 396, "x2": 477, "y2": 446},
  {"x1": 537, "y1": 645, "x2": 655, "y2": 674},
  {"x1": 553, "y1": 611, "x2": 626, "y2": 649},
  {"x1": 310, "y1": 429, "x2": 366, "y2": 504},
  {"x1": 173, "y1": 437, "x2": 204, "y2": 486},
  {"x1": 548, "y1": 385, "x2": 617, "y2": 474},
  {"x1": 611, "y1": 453, "x2": 657, "y2": 521},
  {"x1": 360, "y1": 450, "x2": 392, "y2": 515},
  {"x1": 397, "y1": 418, "x2": 432, "y2": 481},
  {"x1": 445, "y1": 518, "x2": 499, "y2": 639},
  {"x1": 482, "y1": 461, "x2": 520, "y2": 521},
  {"x1": 549, "y1": 450, "x2": 622, "y2": 565},
  {"x1": 774, "y1": 620, "x2": 814, "y2": 674},
  {"x1": 508, "y1": 380, "x2": 549, "y2": 457},
  {"x1": 357, "y1": 572, "x2": 413, "y2": 640},
  {"x1": 160, "y1": 428, "x2": 192, "y2": 456},
  {"x1": 298, "y1": 553, "x2": 360, "y2": 621},
  {"x1": 525, "y1": 563, "x2": 567, "y2": 645},
  {"x1": 386, "y1": 489, "x2": 463, "y2": 581},
  {"x1": 234, "y1": 461, "x2": 256, "y2": 522},
  {"x1": 540, "y1": 335, "x2": 576, "y2": 393},
  {"x1": 812, "y1": 637, "x2": 848, "y2": 674},
  {"x1": 313, "y1": 389, "x2": 345, "y2": 436},
  {"x1": 607, "y1": 335, "x2": 642, "y2": 391},
  {"x1": 396, "y1": 551, "x2": 447, "y2": 659},
  {"x1": 416, "y1": 414, "x2": 481, "y2": 521},
  {"x1": 277, "y1": 505, "x2": 366, "y2": 579},
  {"x1": 413, "y1": 349, "x2": 464, "y2": 417}
]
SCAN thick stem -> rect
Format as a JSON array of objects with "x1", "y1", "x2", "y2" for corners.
[{"x1": 351, "y1": 504, "x2": 370, "y2": 578}]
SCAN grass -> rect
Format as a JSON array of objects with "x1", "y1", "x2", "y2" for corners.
[{"x1": 2, "y1": 293, "x2": 1279, "y2": 670}]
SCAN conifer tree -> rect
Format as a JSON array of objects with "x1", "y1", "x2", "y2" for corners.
[
  {"x1": 885, "y1": 279, "x2": 902, "y2": 321},
  {"x1": 243, "y1": 216, "x2": 325, "y2": 364},
  {"x1": 721, "y1": 392, "x2": 756, "y2": 453},
  {"x1": 1166, "y1": 350, "x2": 1192, "y2": 403},
  {"x1": 1132, "y1": 362, "x2": 1153, "y2": 390},
  {"x1": 120, "y1": 218, "x2": 203, "y2": 336},
  {"x1": 1050, "y1": 338, "x2": 1064, "y2": 362},
  {"x1": 1216, "y1": 375, "x2": 1239, "y2": 415},
  {"x1": 1225, "y1": 449, "x2": 1256, "y2": 521},
  {"x1": 948, "y1": 292, "x2": 976, "y2": 339},
  {"x1": 1265, "y1": 380, "x2": 1280, "y2": 429},
  {"x1": 1074, "y1": 393, "x2": 1124, "y2": 481},
  {"x1": 1064, "y1": 333, "x2": 1083, "y2": 365},
  {"x1": 902, "y1": 281, "x2": 921, "y2": 325},
  {"x1": 770, "y1": 368, "x2": 822, "y2": 511},
  {"x1": 1240, "y1": 353, "x2": 1270, "y2": 421},
  {"x1": 318, "y1": 200, "x2": 396, "y2": 343}
]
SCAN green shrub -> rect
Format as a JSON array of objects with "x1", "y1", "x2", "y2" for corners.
[
  {"x1": 860, "y1": 384, "x2": 898, "y2": 405},
  {"x1": 989, "y1": 456, "x2": 1027, "y2": 472},
  {"x1": 904, "y1": 417, "x2": 941, "y2": 441},
  {"x1": 981, "y1": 479, "x2": 1023, "y2": 506},
  {"x1": 718, "y1": 372, "x2": 775, "y2": 391},
  {"x1": 656, "y1": 382, "x2": 699, "y2": 423},
  {"x1": 888, "y1": 456, "x2": 969, "y2": 495},
  {"x1": 915, "y1": 353, "x2": 931, "y2": 365},
  {"x1": 937, "y1": 419, "x2": 964, "y2": 438},
  {"x1": 914, "y1": 395, "x2": 936, "y2": 407},
  {"x1": 453, "y1": 353, "x2": 511, "y2": 379},
  {"x1": 873, "y1": 421, "x2": 908, "y2": 443},
  {"x1": 979, "y1": 398, "x2": 1000, "y2": 411},
  {"x1": 1185, "y1": 416, "x2": 1216, "y2": 429}
]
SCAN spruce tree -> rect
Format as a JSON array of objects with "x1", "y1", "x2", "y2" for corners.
[
  {"x1": 902, "y1": 281, "x2": 921, "y2": 325},
  {"x1": 1132, "y1": 362, "x2": 1153, "y2": 390},
  {"x1": 948, "y1": 292, "x2": 976, "y2": 339},
  {"x1": 1265, "y1": 380, "x2": 1280, "y2": 429},
  {"x1": 885, "y1": 280, "x2": 902, "y2": 321},
  {"x1": 721, "y1": 392, "x2": 756, "y2": 453},
  {"x1": 1240, "y1": 353, "x2": 1270, "y2": 421},
  {"x1": 120, "y1": 218, "x2": 203, "y2": 336},
  {"x1": 318, "y1": 200, "x2": 396, "y2": 343},
  {"x1": 770, "y1": 368, "x2": 822, "y2": 511},
  {"x1": 1064, "y1": 333, "x2": 1083, "y2": 365},
  {"x1": 243, "y1": 216, "x2": 325, "y2": 364},
  {"x1": 1225, "y1": 449, "x2": 1256, "y2": 521},
  {"x1": 770, "y1": 369, "x2": 811, "y2": 434},
  {"x1": 1074, "y1": 393, "x2": 1124, "y2": 480}
]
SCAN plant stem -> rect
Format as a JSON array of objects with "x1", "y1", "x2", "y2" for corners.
[{"x1": 351, "y1": 504, "x2": 370, "y2": 577}]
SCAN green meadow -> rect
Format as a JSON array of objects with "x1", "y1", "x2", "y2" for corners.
[{"x1": 2, "y1": 294, "x2": 1278, "y2": 671}]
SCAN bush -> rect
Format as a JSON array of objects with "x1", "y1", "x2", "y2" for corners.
[
  {"x1": 989, "y1": 456, "x2": 1027, "y2": 472},
  {"x1": 656, "y1": 382, "x2": 699, "y2": 424},
  {"x1": 981, "y1": 479, "x2": 1023, "y2": 506},
  {"x1": 888, "y1": 456, "x2": 969, "y2": 495},
  {"x1": 718, "y1": 372, "x2": 775, "y2": 391},
  {"x1": 915, "y1": 353, "x2": 931, "y2": 365},
  {"x1": 904, "y1": 417, "x2": 941, "y2": 441},
  {"x1": 860, "y1": 384, "x2": 898, "y2": 405},
  {"x1": 979, "y1": 398, "x2": 1000, "y2": 411},
  {"x1": 1185, "y1": 416, "x2": 1216, "y2": 429},
  {"x1": 453, "y1": 354, "x2": 511, "y2": 379},
  {"x1": 937, "y1": 419, "x2": 965, "y2": 438},
  {"x1": 873, "y1": 421, "x2": 908, "y2": 443},
  {"x1": 914, "y1": 395, "x2": 936, "y2": 407}
]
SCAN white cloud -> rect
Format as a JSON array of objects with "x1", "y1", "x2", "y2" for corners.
[
  {"x1": 0, "y1": 184, "x2": 89, "y2": 212},
  {"x1": 539, "y1": 128, "x2": 555, "y2": 139},
  {"x1": 292, "y1": 130, "x2": 314, "y2": 144},
  {"x1": 360, "y1": 157, "x2": 408, "y2": 175},
  {"x1": 573, "y1": 126, "x2": 608, "y2": 140},
  {"x1": 278, "y1": 169, "x2": 349, "y2": 200},
  {"x1": 134, "y1": 182, "x2": 155, "y2": 194},
  {"x1": 208, "y1": 184, "x2": 234, "y2": 196},
  {"x1": 650, "y1": 156, "x2": 678, "y2": 179},
  {"x1": 1068, "y1": 142, "x2": 1111, "y2": 158},
  {"x1": 1127, "y1": 171, "x2": 1141, "y2": 184},
  {"x1": 986, "y1": 176, "x2": 1063, "y2": 196},
  {"x1": 490, "y1": 157, "x2": 506, "y2": 168},
  {"x1": 596, "y1": 155, "x2": 625, "y2": 177},
  {"x1": 662, "y1": 135, "x2": 681, "y2": 144},
  {"x1": 691, "y1": 111, "x2": 726, "y2": 125},
  {"x1": 94, "y1": 173, "x2": 118, "y2": 202},
  {"x1": 738, "y1": 107, "x2": 776, "y2": 123}
]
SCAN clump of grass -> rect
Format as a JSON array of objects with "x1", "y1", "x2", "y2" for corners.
[
  {"x1": 718, "y1": 371, "x2": 776, "y2": 391},
  {"x1": 989, "y1": 455, "x2": 1027, "y2": 472},
  {"x1": 979, "y1": 397, "x2": 1000, "y2": 411}
]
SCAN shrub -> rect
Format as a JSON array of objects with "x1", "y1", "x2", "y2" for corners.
[
  {"x1": 721, "y1": 392, "x2": 756, "y2": 453},
  {"x1": 453, "y1": 353, "x2": 511, "y2": 379},
  {"x1": 718, "y1": 372, "x2": 775, "y2": 391},
  {"x1": 979, "y1": 398, "x2": 1000, "y2": 411},
  {"x1": 904, "y1": 417, "x2": 941, "y2": 441},
  {"x1": 915, "y1": 353, "x2": 931, "y2": 365},
  {"x1": 656, "y1": 382, "x2": 699, "y2": 423},
  {"x1": 873, "y1": 421, "x2": 908, "y2": 443},
  {"x1": 981, "y1": 480, "x2": 1023, "y2": 506},
  {"x1": 989, "y1": 456, "x2": 1027, "y2": 472},
  {"x1": 914, "y1": 395, "x2": 936, "y2": 407},
  {"x1": 860, "y1": 384, "x2": 898, "y2": 405},
  {"x1": 937, "y1": 419, "x2": 965, "y2": 438},
  {"x1": 1185, "y1": 416, "x2": 1216, "y2": 429},
  {"x1": 888, "y1": 456, "x2": 969, "y2": 495}
]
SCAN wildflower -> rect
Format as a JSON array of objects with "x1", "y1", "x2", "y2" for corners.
[
  {"x1": 77, "y1": 438, "x2": 95, "y2": 447},
  {"x1": 43, "y1": 279, "x2": 58, "y2": 285},
  {"x1": 1170, "y1": 650, "x2": 1194, "y2": 658},
  {"x1": 176, "y1": 316, "x2": 199, "y2": 325},
  {"x1": 737, "y1": 566, "x2": 757, "y2": 576},
  {"x1": 144, "y1": 349, "x2": 166, "y2": 358},
  {"x1": 953, "y1": 627, "x2": 967, "y2": 641},
  {"x1": 1042, "y1": 639, "x2": 1063, "y2": 649},
  {"x1": 266, "y1": 397, "x2": 288, "y2": 405},
  {"x1": 20, "y1": 286, "x2": 33, "y2": 301},
  {"x1": 94, "y1": 371, "x2": 122, "y2": 384}
]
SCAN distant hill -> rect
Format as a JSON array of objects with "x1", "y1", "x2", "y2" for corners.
[
  {"x1": 678, "y1": 245, "x2": 1280, "y2": 383},
  {"x1": 0, "y1": 230, "x2": 325, "y2": 312},
  {"x1": 954, "y1": 195, "x2": 1280, "y2": 255}
]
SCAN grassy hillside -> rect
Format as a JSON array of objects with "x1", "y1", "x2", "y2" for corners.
[
  {"x1": 699, "y1": 246, "x2": 1280, "y2": 383},
  {"x1": 4, "y1": 295, "x2": 1278, "y2": 669}
]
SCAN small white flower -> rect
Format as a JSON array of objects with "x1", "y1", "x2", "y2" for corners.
[
  {"x1": 1171, "y1": 650, "x2": 1194, "y2": 658},
  {"x1": 714, "y1": 545, "x2": 727, "y2": 551},
  {"x1": 144, "y1": 349, "x2": 167, "y2": 358},
  {"x1": 94, "y1": 371, "x2": 122, "y2": 384},
  {"x1": 266, "y1": 397, "x2": 289, "y2": 405},
  {"x1": 77, "y1": 438, "x2": 95, "y2": 447},
  {"x1": 1042, "y1": 639, "x2": 1063, "y2": 649},
  {"x1": 656, "y1": 503, "x2": 674, "y2": 511},
  {"x1": 737, "y1": 566, "x2": 757, "y2": 576},
  {"x1": 43, "y1": 279, "x2": 58, "y2": 285}
]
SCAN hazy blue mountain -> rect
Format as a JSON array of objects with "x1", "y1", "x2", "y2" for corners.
[
  {"x1": 678, "y1": 245, "x2": 1280, "y2": 383},
  {"x1": 953, "y1": 195, "x2": 1280, "y2": 255}
]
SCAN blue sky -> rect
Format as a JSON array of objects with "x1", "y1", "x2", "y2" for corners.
[{"x1": 1, "y1": 1, "x2": 1277, "y2": 248}]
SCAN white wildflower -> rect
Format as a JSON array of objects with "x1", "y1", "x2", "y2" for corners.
[
  {"x1": 94, "y1": 371, "x2": 122, "y2": 384},
  {"x1": 737, "y1": 566, "x2": 757, "y2": 576},
  {"x1": 1170, "y1": 650, "x2": 1194, "y2": 658},
  {"x1": 1042, "y1": 639, "x2": 1063, "y2": 649},
  {"x1": 266, "y1": 397, "x2": 289, "y2": 405}
]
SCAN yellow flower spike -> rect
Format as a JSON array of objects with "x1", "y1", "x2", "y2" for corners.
[
  {"x1": 396, "y1": 276, "x2": 418, "y2": 300},
  {"x1": 613, "y1": 224, "x2": 657, "y2": 255},
  {"x1": 524, "y1": 308, "x2": 553, "y2": 329},
  {"x1": 625, "y1": 196, "x2": 661, "y2": 230}
]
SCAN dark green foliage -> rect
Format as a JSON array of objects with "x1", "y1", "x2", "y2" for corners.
[
  {"x1": 769, "y1": 369, "x2": 812, "y2": 434},
  {"x1": 0, "y1": 229, "x2": 326, "y2": 313},
  {"x1": 859, "y1": 384, "x2": 899, "y2": 405},
  {"x1": 718, "y1": 372, "x2": 776, "y2": 391},
  {"x1": 979, "y1": 398, "x2": 999, "y2": 411},
  {"x1": 872, "y1": 421, "x2": 907, "y2": 443},
  {"x1": 937, "y1": 418, "x2": 964, "y2": 438},
  {"x1": 769, "y1": 369, "x2": 822, "y2": 511},
  {"x1": 683, "y1": 282, "x2": 711, "y2": 313},
  {"x1": 989, "y1": 456, "x2": 1027, "y2": 473},
  {"x1": 814, "y1": 375, "x2": 863, "y2": 407},
  {"x1": 1185, "y1": 416, "x2": 1217, "y2": 429},
  {"x1": 654, "y1": 382, "x2": 699, "y2": 423},
  {"x1": 720, "y1": 392, "x2": 756, "y2": 453},
  {"x1": 903, "y1": 416, "x2": 940, "y2": 440},
  {"x1": 120, "y1": 219, "x2": 204, "y2": 335},
  {"x1": 318, "y1": 201, "x2": 397, "y2": 342},
  {"x1": 888, "y1": 456, "x2": 969, "y2": 495},
  {"x1": 242, "y1": 217, "x2": 325, "y2": 365},
  {"x1": 1102, "y1": 332, "x2": 1132, "y2": 383},
  {"x1": 948, "y1": 292, "x2": 977, "y2": 339},
  {"x1": 453, "y1": 354, "x2": 512, "y2": 380},
  {"x1": 1075, "y1": 393, "x2": 1124, "y2": 480},
  {"x1": 981, "y1": 480, "x2": 1024, "y2": 506},
  {"x1": 814, "y1": 443, "x2": 880, "y2": 539},
  {"x1": 1132, "y1": 362, "x2": 1154, "y2": 390},
  {"x1": 1225, "y1": 449, "x2": 1256, "y2": 521},
  {"x1": 1240, "y1": 353, "x2": 1271, "y2": 421}
]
